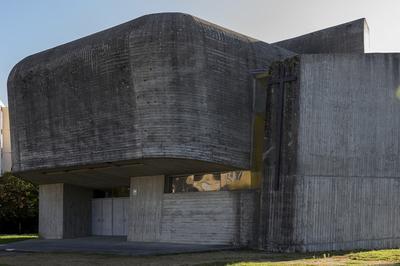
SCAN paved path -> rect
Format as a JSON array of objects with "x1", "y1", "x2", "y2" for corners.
[{"x1": 0, "y1": 236, "x2": 233, "y2": 256}]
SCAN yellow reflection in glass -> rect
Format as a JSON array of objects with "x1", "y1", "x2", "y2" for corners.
[
  {"x1": 396, "y1": 86, "x2": 400, "y2": 100},
  {"x1": 187, "y1": 171, "x2": 251, "y2": 192}
]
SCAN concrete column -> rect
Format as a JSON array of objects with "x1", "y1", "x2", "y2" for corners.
[
  {"x1": 39, "y1": 184, "x2": 64, "y2": 239},
  {"x1": 39, "y1": 183, "x2": 92, "y2": 239},
  {"x1": 127, "y1": 175, "x2": 164, "y2": 242}
]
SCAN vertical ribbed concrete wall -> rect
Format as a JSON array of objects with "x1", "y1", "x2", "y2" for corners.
[
  {"x1": 128, "y1": 176, "x2": 164, "y2": 242},
  {"x1": 261, "y1": 54, "x2": 400, "y2": 252},
  {"x1": 292, "y1": 54, "x2": 400, "y2": 251},
  {"x1": 39, "y1": 183, "x2": 92, "y2": 239},
  {"x1": 294, "y1": 176, "x2": 400, "y2": 251},
  {"x1": 39, "y1": 184, "x2": 64, "y2": 239}
]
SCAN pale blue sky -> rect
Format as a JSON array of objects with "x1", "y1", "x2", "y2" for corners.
[{"x1": 1, "y1": 0, "x2": 400, "y2": 104}]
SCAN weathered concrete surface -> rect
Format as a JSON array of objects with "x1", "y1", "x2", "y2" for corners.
[
  {"x1": 8, "y1": 12, "x2": 294, "y2": 185},
  {"x1": 273, "y1": 18, "x2": 369, "y2": 54},
  {"x1": 293, "y1": 175, "x2": 400, "y2": 251},
  {"x1": 39, "y1": 184, "x2": 64, "y2": 239},
  {"x1": 259, "y1": 58, "x2": 301, "y2": 251},
  {"x1": 293, "y1": 53, "x2": 400, "y2": 251},
  {"x1": 39, "y1": 183, "x2": 92, "y2": 239},
  {"x1": 16, "y1": 158, "x2": 236, "y2": 189},
  {"x1": 261, "y1": 54, "x2": 400, "y2": 252},
  {"x1": 160, "y1": 190, "x2": 258, "y2": 246},
  {"x1": 127, "y1": 175, "x2": 258, "y2": 245},
  {"x1": 128, "y1": 175, "x2": 164, "y2": 242},
  {"x1": 298, "y1": 54, "x2": 400, "y2": 178}
]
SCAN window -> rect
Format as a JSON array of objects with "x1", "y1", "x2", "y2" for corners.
[{"x1": 165, "y1": 171, "x2": 251, "y2": 193}]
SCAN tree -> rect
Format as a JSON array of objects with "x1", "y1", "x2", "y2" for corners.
[{"x1": 0, "y1": 173, "x2": 38, "y2": 233}]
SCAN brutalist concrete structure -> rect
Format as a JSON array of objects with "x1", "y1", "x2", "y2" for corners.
[{"x1": 7, "y1": 13, "x2": 400, "y2": 251}]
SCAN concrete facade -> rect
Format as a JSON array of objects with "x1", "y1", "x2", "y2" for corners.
[
  {"x1": 273, "y1": 18, "x2": 369, "y2": 54},
  {"x1": 39, "y1": 183, "x2": 92, "y2": 239},
  {"x1": 128, "y1": 176, "x2": 164, "y2": 242},
  {"x1": 294, "y1": 54, "x2": 400, "y2": 251},
  {"x1": 0, "y1": 105, "x2": 12, "y2": 174},
  {"x1": 8, "y1": 12, "x2": 293, "y2": 185},
  {"x1": 127, "y1": 175, "x2": 258, "y2": 245},
  {"x1": 7, "y1": 12, "x2": 400, "y2": 252},
  {"x1": 160, "y1": 189, "x2": 258, "y2": 246},
  {"x1": 259, "y1": 54, "x2": 400, "y2": 251}
]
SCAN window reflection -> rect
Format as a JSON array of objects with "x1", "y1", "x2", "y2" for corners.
[{"x1": 166, "y1": 171, "x2": 251, "y2": 193}]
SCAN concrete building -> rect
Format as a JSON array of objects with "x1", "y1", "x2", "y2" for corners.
[
  {"x1": 7, "y1": 13, "x2": 400, "y2": 251},
  {"x1": 0, "y1": 102, "x2": 12, "y2": 175}
]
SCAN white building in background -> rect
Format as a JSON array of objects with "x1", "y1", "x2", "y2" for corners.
[{"x1": 0, "y1": 101, "x2": 11, "y2": 175}]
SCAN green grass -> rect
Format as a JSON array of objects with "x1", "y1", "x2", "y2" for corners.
[
  {"x1": 198, "y1": 249, "x2": 400, "y2": 265},
  {"x1": 348, "y1": 248, "x2": 400, "y2": 262},
  {"x1": 0, "y1": 234, "x2": 38, "y2": 244}
]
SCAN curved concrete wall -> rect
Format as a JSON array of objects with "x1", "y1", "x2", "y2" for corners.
[{"x1": 8, "y1": 13, "x2": 293, "y2": 175}]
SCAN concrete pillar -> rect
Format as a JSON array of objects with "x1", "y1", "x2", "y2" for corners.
[
  {"x1": 39, "y1": 184, "x2": 64, "y2": 239},
  {"x1": 39, "y1": 183, "x2": 92, "y2": 239},
  {"x1": 127, "y1": 175, "x2": 164, "y2": 242}
]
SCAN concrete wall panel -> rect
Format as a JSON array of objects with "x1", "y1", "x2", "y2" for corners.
[
  {"x1": 128, "y1": 175, "x2": 164, "y2": 241},
  {"x1": 298, "y1": 54, "x2": 400, "y2": 178},
  {"x1": 284, "y1": 53, "x2": 400, "y2": 251},
  {"x1": 273, "y1": 19, "x2": 368, "y2": 54},
  {"x1": 39, "y1": 184, "x2": 64, "y2": 239},
  {"x1": 39, "y1": 183, "x2": 91, "y2": 239},
  {"x1": 294, "y1": 175, "x2": 400, "y2": 251},
  {"x1": 160, "y1": 190, "x2": 258, "y2": 246},
  {"x1": 260, "y1": 54, "x2": 400, "y2": 252}
]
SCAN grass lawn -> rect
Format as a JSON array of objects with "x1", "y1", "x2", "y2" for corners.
[
  {"x1": 0, "y1": 234, "x2": 38, "y2": 245},
  {"x1": 0, "y1": 248, "x2": 399, "y2": 265}
]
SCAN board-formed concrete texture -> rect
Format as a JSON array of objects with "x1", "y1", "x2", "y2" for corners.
[
  {"x1": 7, "y1": 12, "x2": 400, "y2": 253},
  {"x1": 273, "y1": 18, "x2": 369, "y2": 54},
  {"x1": 39, "y1": 183, "x2": 92, "y2": 239},
  {"x1": 128, "y1": 174, "x2": 258, "y2": 245},
  {"x1": 7, "y1": 12, "x2": 293, "y2": 187},
  {"x1": 261, "y1": 54, "x2": 400, "y2": 252}
]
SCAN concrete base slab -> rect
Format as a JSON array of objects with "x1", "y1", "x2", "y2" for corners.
[{"x1": 0, "y1": 236, "x2": 233, "y2": 256}]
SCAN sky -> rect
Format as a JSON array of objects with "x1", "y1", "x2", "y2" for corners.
[{"x1": 1, "y1": 0, "x2": 400, "y2": 104}]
